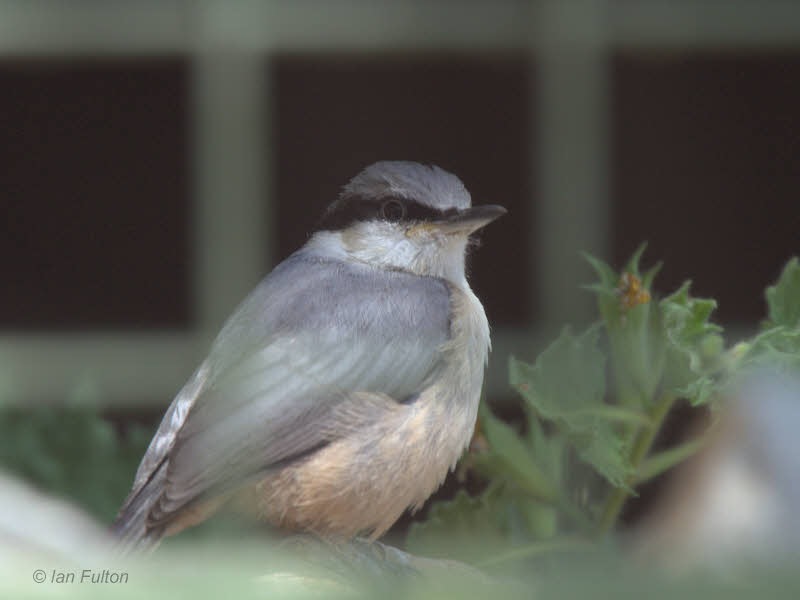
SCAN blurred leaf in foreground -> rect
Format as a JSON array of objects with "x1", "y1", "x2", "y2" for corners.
[
  {"x1": 0, "y1": 406, "x2": 153, "y2": 523},
  {"x1": 406, "y1": 489, "x2": 510, "y2": 565}
]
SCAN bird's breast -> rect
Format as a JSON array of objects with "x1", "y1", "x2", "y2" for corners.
[{"x1": 249, "y1": 281, "x2": 491, "y2": 539}]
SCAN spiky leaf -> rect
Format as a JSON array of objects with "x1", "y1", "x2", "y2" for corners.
[
  {"x1": 510, "y1": 328, "x2": 632, "y2": 487},
  {"x1": 766, "y1": 257, "x2": 800, "y2": 329},
  {"x1": 584, "y1": 249, "x2": 666, "y2": 407},
  {"x1": 510, "y1": 328, "x2": 606, "y2": 429},
  {"x1": 475, "y1": 405, "x2": 558, "y2": 502},
  {"x1": 660, "y1": 281, "x2": 723, "y2": 405}
]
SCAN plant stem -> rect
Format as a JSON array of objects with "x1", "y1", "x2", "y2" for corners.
[
  {"x1": 475, "y1": 537, "x2": 594, "y2": 568},
  {"x1": 558, "y1": 497, "x2": 595, "y2": 534},
  {"x1": 594, "y1": 392, "x2": 676, "y2": 536},
  {"x1": 635, "y1": 437, "x2": 705, "y2": 485}
]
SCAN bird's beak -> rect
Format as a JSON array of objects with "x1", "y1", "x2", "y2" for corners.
[{"x1": 432, "y1": 204, "x2": 508, "y2": 235}]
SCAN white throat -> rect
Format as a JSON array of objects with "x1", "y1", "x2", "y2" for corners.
[{"x1": 304, "y1": 227, "x2": 469, "y2": 286}]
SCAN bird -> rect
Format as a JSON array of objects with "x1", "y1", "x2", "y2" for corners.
[{"x1": 112, "y1": 161, "x2": 506, "y2": 552}]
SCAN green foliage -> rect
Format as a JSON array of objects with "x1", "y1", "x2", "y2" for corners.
[
  {"x1": 731, "y1": 258, "x2": 800, "y2": 375},
  {"x1": 0, "y1": 404, "x2": 153, "y2": 523},
  {"x1": 473, "y1": 403, "x2": 558, "y2": 502},
  {"x1": 765, "y1": 257, "x2": 800, "y2": 329},
  {"x1": 510, "y1": 327, "x2": 633, "y2": 488},
  {"x1": 409, "y1": 249, "x2": 800, "y2": 569},
  {"x1": 660, "y1": 282, "x2": 725, "y2": 405},
  {"x1": 406, "y1": 489, "x2": 512, "y2": 565},
  {"x1": 4, "y1": 249, "x2": 800, "y2": 581}
]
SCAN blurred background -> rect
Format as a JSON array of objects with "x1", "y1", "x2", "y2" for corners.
[{"x1": 1, "y1": 0, "x2": 799, "y2": 540}]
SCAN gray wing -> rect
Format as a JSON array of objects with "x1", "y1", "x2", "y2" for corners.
[{"x1": 119, "y1": 250, "x2": 451, "y2": 531}]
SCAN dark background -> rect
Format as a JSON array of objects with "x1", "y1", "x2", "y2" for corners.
[{"x1": 3, "y1": 52, "x2": 797, "y2": 333}]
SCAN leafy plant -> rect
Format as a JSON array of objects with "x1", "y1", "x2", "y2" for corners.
[
  {"x1": 407, "y1": 246, "x2": 800, "y2": 567},
  {"x1": 0, "y1": 404, "x2": 153, "y2": 523}
]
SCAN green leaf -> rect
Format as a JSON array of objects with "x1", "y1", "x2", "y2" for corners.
[
  {"x1": 405, "y1": 489, "x2": 510, "y2": 564},
  {"x1": 519, "y1": 418, "x2": 597, "y2": 533},
  {"x1": 517, "y1": 498, "x2": 559, "y2": 540},
  {"x1": 406, "y1": 484, "x2": 584, "y2": 568},
  {"x1": 476, "y1": 404, "x2": 558, "y2": 502},
  {"x1": 766, "y1": 257, "x2": 800, "y2": 329},
  {"x1": 581, "y1": 253, "x2": 628, "y2": 335},
  {"x1": 510, "y1": 328, "x2": 606, "y2": 430},
  {"x1": 584, "y1": 247, "x2": 667, "y2": 407},
  {"x1": 662, "y1": 282, "x2": 723, "y2": 359},
  {"x1": 0, "y1": 406, "x2": 154, "y2": 523},
  {"x1": 623, "y1": 242, "x2": 649, "y2": 277},
  {"x1": 734, "y1": 327, "x2": 800, "y2": 374},
  {"x1": 660, "y1": 281, "x2": 724, "y2": 402},
  {"x1": 525, "y1": 416, "x2": 567, "y2": 491},
  {"x1": 582, "y1": 253, "x2": 618, "y2": 291},
  {"x1": 674, "y1": 375, "x2": 716, "y2": 407},
  {"x1": 576, "y1": 426, "x2": 632, "y2": 490},
  {"x1": 510, "y1": 328, "x2": 633, "y2": 487},
  {"x1": 641, "y1": 260, "x2": 664, "y2": 291}
]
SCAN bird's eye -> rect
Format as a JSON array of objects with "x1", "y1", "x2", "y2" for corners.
[{"x1": 380, "y1": 199, "x2": 406, "y2": 222}]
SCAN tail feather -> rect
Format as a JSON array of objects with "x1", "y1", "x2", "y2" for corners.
[{"x1": 111, "y1": 461, "x2": 168, "y2": 555}]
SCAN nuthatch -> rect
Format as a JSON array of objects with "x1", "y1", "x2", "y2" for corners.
[{"x1": 112, "y1": 161, "x2": 506, "y2": 551}]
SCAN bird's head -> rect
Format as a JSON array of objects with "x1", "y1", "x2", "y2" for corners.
[{"x1": 308, "y1": 161, "x2": 506, "y2": 283}]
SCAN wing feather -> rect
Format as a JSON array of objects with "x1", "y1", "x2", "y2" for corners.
[{"x1": 136, "y1": 249, "x2": 451, "y2": 526}]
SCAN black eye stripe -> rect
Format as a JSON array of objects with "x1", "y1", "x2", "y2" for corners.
[
  {"x1": 404, "y1": 199, "x2": 448, "y2": 222},
  {"x1": 317, "y1": 197, "x2": 378, "y2": 231},
  {"x1": 317, "y1": 195, "x2": 451, "y2": 232}
]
